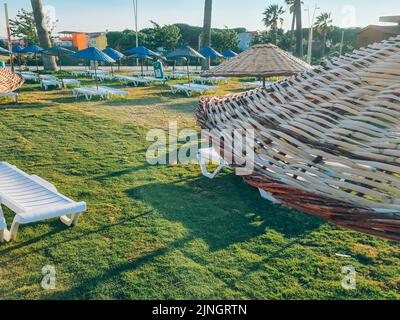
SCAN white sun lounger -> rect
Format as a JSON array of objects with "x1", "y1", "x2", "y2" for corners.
[
  {"x1": 115, "y1": 75, "x2": 152, "y2": 87},
  {"x1": 72, "y1": 87, "x2": 109, "y2": 100},
  {"x1": 98, "y1": 86, "x2": 128, "y2": 98},
  {"x1": 62, "y1": 79, "x2": 81, "y2": 88},
  {"x1": 0, "y1": 162, "x2": 87, "y2": 242},
  {"x1": 142, "y1": 76, "x2": 167, "y2": 84},
  {"x1": 93, "y1": 74, "x2": 115, "y2": 82},
  {"x1": 19, "y1": 73, "x2": 39, "y2": 82},
  {"x1": 0, "y1": 92, "x2": 19, "y2": 103},
  {"x1": 41, "y1": 79, "x2": 62, "y2": 90},
  {"x1": 197, "y1": 148, "x2": 279, "y2": 203},
  {"x1": 192, "y1": 77, "x2": 229, "y2": 85},
  {"x1": 170, "y1": 83, "x2": 218, "y2": 97}
]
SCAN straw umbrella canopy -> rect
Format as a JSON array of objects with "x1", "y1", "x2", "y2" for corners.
[
  {"x1": 125, "y1": 46, "x2": 160, "y2": 76},
  {"x1": 204, "y1": 44, "x2": 312, "y2": 86},
  {"x1": 166, "y1": 46, "x2": 205, "y2": 80},
  {"x1": 222, "y1": 50, "x2": 238, "y2": 59},
  {"x1": 42, "y1": 46, "x2": 75, "y2": 71},
  {"x1": 72, "y1": 47, "x2": 115, "y2": 89},
  {"x1": 21, "y1": 45, "x2": 44, "y2": 72},
  {"x1": 102, "y1": 48, "x2": 125, "y2": 74}
]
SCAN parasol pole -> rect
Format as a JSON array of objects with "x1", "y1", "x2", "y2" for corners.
[
  {"x1": 186, "y1": 58, "x2": 190, "y2": 81},
  {"x1": 59, "y1": 52, "x2": 62, "y2": 71},
  {"x1": 141, "y1": 58, "x2": 144, "y2": 76},
  {"x1": 94, "y1": 60, "x2": 99, "y2": 90},
  {"x1": 111, "y1": 63, "x2": 114, "y2": 76},
  {"x1": 4, "y1": 3, "x2": 14, "y2": 72},
  {"x1": 35, "y1": 53, "x2": 39, "y2": 72}
]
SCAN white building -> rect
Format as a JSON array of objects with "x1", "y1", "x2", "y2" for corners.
[{"x1": 238, "y1": 32, "x2": 258, "y2": 51}]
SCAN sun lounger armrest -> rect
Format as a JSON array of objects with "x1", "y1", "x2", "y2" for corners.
[
  {"x1": 30, "y1": 175, "x2": 58, "y2": 192},
  {"x1": 15, "y1": 202, "x2": 87, "y2": 224}
]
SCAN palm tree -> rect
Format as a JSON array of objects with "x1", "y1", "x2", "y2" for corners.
[
  {"x1": 30, "y1": 0, "x2": 57, "y2": 70},
  {"x1": 262, "y1": 4, "x2": 285, "y2": 45},
  {"x1": 201, "y1": 0, "x2": 213, "y2": 70},
  {"x1": 314, "y1": 12, "x2": 333, "y2": 57}
]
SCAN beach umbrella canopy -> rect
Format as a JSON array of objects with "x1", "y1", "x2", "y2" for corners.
[
  {"x1": 42, "y1": 46, "x2": 75, "y2": 71},
  {"x1": 167, "y1": 46, "x2": 205, "y2": 80},
  {"x1": 21, "y1": 44, "x2": 44, "y2": 54},
  {"x1": 199, "y1": 47, "x2": 223, "y2": 59},
  {"x1": 72, "y1": 47, "x2": 115, "y2": 89},
  {"x1": 103, "y1": 48, "x2": 125, "y2": 61},
  {"x1": 103, "y1": 48, "x2": 125, "y2": 74},
  {"x1": 0, "y1": 47, "x2": 10, "y2": 56},
  {"x1": 72, "y1": 46, "x2": 115, "y2": 63},
  {"x1": 125, "y1": 46, "x2": 159, "y2": 58},
  {"x1": 204, "y1": 44, "x2": 312, "y2": 86},
  {"x1": 12, "y1": 45, "x2": 25, "y2": 53},
  {"x1": 21, "y1": 45, "x2": 44, "y2": 72},
  {"x1": 166, "y1": 46, "x2": 205, "y2": 60},
  {"x1": 222, "y1": 50, "x2": 238, "y2": 58}
]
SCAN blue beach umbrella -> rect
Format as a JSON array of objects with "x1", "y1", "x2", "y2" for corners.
[
  {"x1": 167, "y1": 46, "x2": 205, "y2": 80},
  {"x1": 222, "y1": 50, "x2": 238, "y2": 59},
  {"x1": 21, "y1": 45, "x2": 44, "y2": 72},
  {"x1": 42, "y1": 46, "x2": 75, "y2": 71},
  {"x1": 103, "y1": 48, "x2": 125, "y2": 74},
  {"x1": 0, "y1": 47, "x2": 10, "y2": 56},
  {"x1": 199, "y1": 47, "x2": 223, "y2": 59},
  {"x1": 12, "y1": 45, "x2": 25, "y2": 71},
  {"x1": 72, "y1": 46, "x2": 115, "y2": 89},
  {"x1": 125, "y1": 46, "x2": 161, "y2": 76}
]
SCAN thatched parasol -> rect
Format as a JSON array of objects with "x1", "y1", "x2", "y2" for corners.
[
  {"x1": 0, "y1": 69, "x2": 24, "y2": 94},
  {"x1": 197, "y1": 36, "x2": 400, "y2": 241},
  {"x1": 204, "y1": 44, "x2": 311, "y2": 86}
]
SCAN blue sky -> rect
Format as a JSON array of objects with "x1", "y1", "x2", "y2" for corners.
[{"x1": 1, "y1": 0, "x2": 399, "y2": 36}]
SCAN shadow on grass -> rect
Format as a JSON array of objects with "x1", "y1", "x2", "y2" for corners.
[
  {"x1": 44, "y1": 174, "x2": 323, "y2": 300},
  {"x1": 126, "y1": 175, "x2": 324, "y2": 249}
]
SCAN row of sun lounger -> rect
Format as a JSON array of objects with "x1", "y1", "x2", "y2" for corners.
[{"x1": 72, "y1": 86, "x2": 128, "y2": 100}]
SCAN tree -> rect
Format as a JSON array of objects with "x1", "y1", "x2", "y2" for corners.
[
  {"x1": 262, "y1": 4, "x2": 285, "y2": 45},
  {"x1": 201, "y1": 0, "x2": 213, "y2": 70},
  {"x1": 294, "y1": 0, "x2": 303, "y2": 57},
  {"x1": 285, "y1": 0, "x2": 303, "y2": 55},
  {"x1": 30, "y1": 0, "x2": 57, "y2": 70},
  {"x1": 211, "y1": 28, "x2": 239, "y2": 53},
  {"x1": 314, "y1": 12, "x2": 333, "y2": 57},
  {"x1": 10, "y1": 9, "x2": 38, "y2": 44}
]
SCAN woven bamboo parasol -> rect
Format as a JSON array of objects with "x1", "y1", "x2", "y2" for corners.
[
  {"x1": 197, "y1": 36, "x2": 400, "y2": 241},
  {"x1": 0, "y1": 69, "x2": 24, "y2": 94},
  {"x1": 204, "y1": 44, "x2": 312, "y2": 86}
]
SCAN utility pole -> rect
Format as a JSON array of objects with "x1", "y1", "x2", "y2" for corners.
[
  {"x1": 305, "y1": 5, "x2": 319, "y2": 65},
  {"x1": 4, "y1": 2, "x2": 14, "y2": 72},
  {"x1": 133, "y1": 0, "x2": 139, "y2": 66}
]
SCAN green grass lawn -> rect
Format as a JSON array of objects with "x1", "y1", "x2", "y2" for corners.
[{"x1": 0, "y1": 76, "x2": 399, "y2": 300}]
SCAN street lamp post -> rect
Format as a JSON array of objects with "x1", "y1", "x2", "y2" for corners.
[{"x1": 305, "y1": 5, "x2": 320, "y2": 65}]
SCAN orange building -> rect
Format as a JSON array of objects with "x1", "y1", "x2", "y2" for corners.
[{"x1": 58, "y1": 31, "x2": 88, "y2": 50}]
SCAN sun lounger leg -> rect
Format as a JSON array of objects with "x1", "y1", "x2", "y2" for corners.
[
  {"x1": 60, "y1": 213, "x2": 82, "y2": 227},
  {"x1": 258, "y1": 189, "x2": 279, "y2": 204},
  {"x1": 198, "y1": 154, "x2": 225, "y2": 179},
  {"x1": 5, "y1": 219, "x2": 20, "y2": 242}
]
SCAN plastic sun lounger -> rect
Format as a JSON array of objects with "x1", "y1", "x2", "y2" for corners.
[
  {"x1": 192, "y1": 77, "x2": 229, "y2": 85},
  {"x1": 116, "y1": 76, "x2": 152, "y2": 87},
  {"x1": 62, "y1": 79, "x2": 81, "y2": 88},
  {"x1": 0, "y1": 162, "x2": 87, "y2": 242},
  {"x1": 197, "y1": 148, "x2": 279, "y2": 204},
  {"x1": 20, "y1": 73, "x2": 39, "y2": 82},
  {"x1": 142, "y1": 76, "x2": 167, "y2": 84},
  {"x1": 0, "y1": 92, "x2": 19, "y2": 103},
  {"x1": 98, "y1": 86, "x2": 128, "y2": 98},
  {"x1": 169, "y1": 83, "x2": 218, "y2": 97},
  {"x1": 72, "y1": 87, "x2": 109, "y2": 101},
  {"x1": 41, "y1": 79, "x2": 62, "y2": 90},
  {"x1": 93, "y1": 74, "x2": 114, "y2": 82}
]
